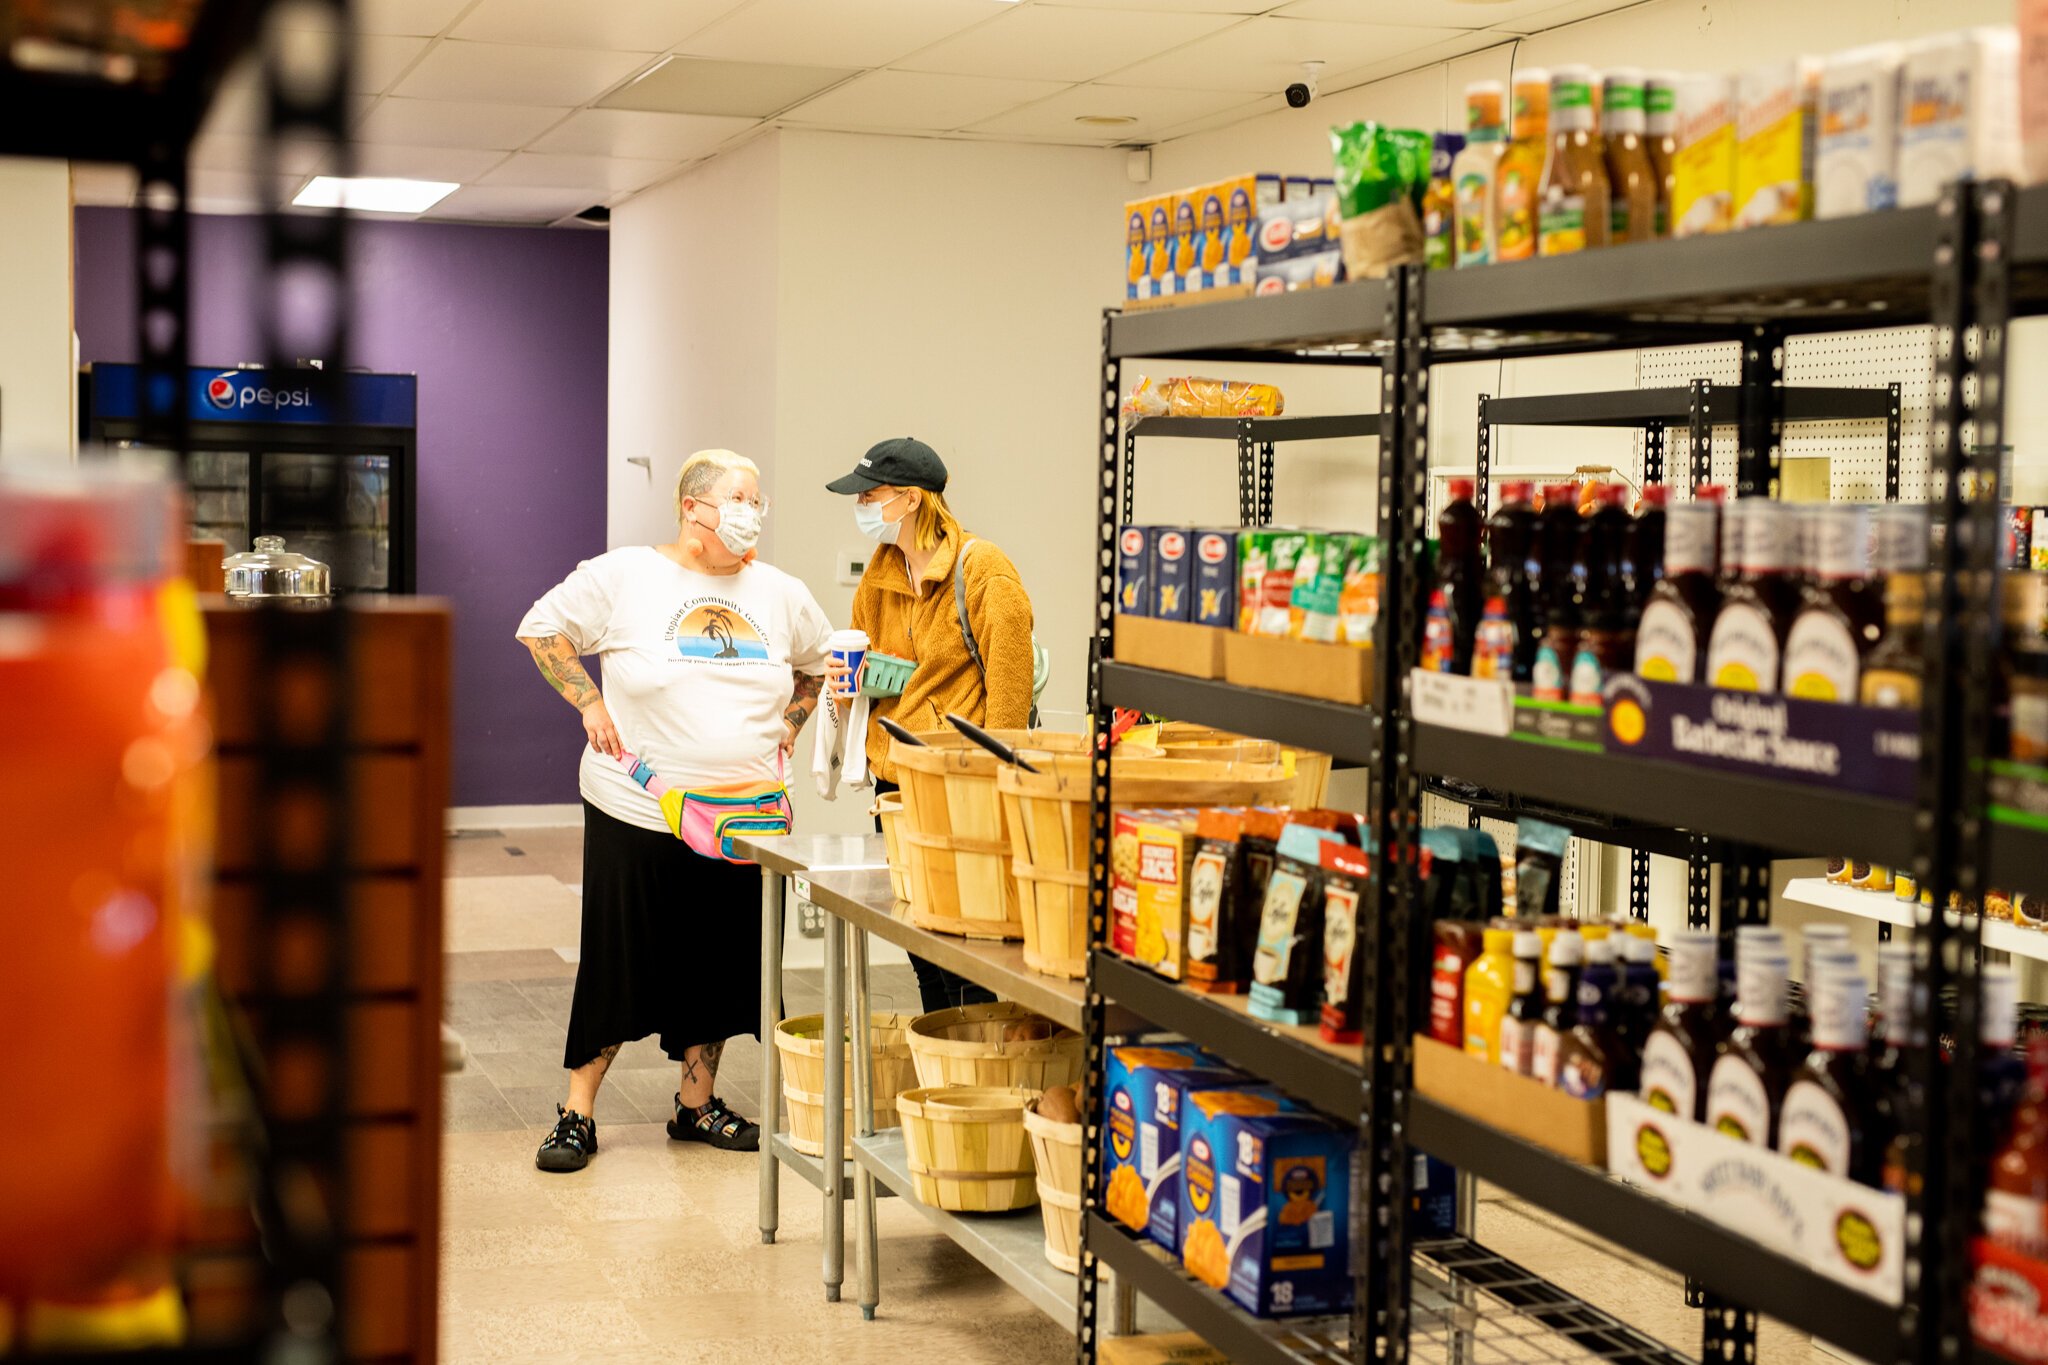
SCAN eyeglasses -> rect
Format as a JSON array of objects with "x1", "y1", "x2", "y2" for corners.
[{"x1": 697, "y1": 494, "x2": 769, "y2": 515}]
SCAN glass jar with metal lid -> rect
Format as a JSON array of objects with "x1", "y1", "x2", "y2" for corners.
[{"x1": 222, "y1": 535, "x2": 331, "y2": 602}]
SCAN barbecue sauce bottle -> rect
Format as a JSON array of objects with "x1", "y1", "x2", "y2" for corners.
[
  {"x1": 1559, "y1": 936, "x2": 1631, "y2": 1098},
  {"x1": 1860, "y1": 506, "x2": 1931, "y2": 709},
  {"x1": 1987, "y1": 1037, "x2": 2048, "y2": 1258},
  {"x1": 1641, "y1": 929, "x2": 1719, "y2": 1120},
  {"x1": 1473, "y1": 479, "x2": 1540, "y2": 682},
  {"x1": 1570, "y1": 483, "x2": 1635, "y2": 705},
  {"x1": 1778, "y1": 970, "x2": 1878, "y2": 1183},
  {"x1": 1706, "y1": 948, "x2": 1793, "y2": 1147},
  {"x1": 1423, "y1": 477, "x2": 1484, "y2": 675},
  {"x1": 1635, "y1": 492, "x2": 1722, "y2": 682},
  {"x1": 1533, "y1": 484, "x2": 1583, "y2": 700},
  {"x1": 1784, "y1": 504, "x2": 1882, "y2": 703},
  {"x1": 1626, "y1": 484, "x2": 1668, "y2": 610},
  {"x1": 1530, "y1": 928, "x2": 1584, "y2": 1087},
  {"x1": 1707, "y1": 498, "x2": 1800, "y2": 693}
]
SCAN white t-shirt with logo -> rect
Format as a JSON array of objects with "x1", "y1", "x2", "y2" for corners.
[{"x1": 517, "y1": 546, "x2": 834, "y2": 832}]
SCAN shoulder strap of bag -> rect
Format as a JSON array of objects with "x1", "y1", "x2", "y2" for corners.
[{"x1": 953, "y1": 536, "x2": 987, "y2": 679}]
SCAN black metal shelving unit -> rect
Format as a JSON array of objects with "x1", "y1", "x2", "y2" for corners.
[
  {"x1": 2, "y1": 4, "x2": 358, "y2": 1363},
  {"x1": 1081, "y1": 182, "x2": 2044, "y2": 1365}
]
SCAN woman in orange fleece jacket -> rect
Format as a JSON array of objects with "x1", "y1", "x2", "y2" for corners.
[{"x1": 825, "y1": 437, "x2": 1036, "y2": 1011}]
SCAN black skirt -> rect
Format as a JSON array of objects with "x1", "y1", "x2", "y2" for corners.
[{"x1": 562, "y1": 799, "x2": 763, "y2": 1069}]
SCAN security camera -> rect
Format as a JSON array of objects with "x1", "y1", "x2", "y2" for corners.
[{"x1": 1285, "y1": 61, "x2": 1324, "y2": 109}]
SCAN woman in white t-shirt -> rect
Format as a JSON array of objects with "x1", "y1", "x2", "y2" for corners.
[{"x1": 516, "y1": 449, "x2": 833, "y2": 1172}]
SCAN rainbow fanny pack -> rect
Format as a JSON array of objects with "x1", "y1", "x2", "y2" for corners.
[{"x1": 615, "y1": 748, "x2": 791, "y2": 864}]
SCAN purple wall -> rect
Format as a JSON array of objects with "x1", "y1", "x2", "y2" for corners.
[{"x1": 74, "y1": 207, "x2": 608, "y2": 810}]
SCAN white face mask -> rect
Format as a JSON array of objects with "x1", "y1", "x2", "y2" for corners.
[
  {"x1": 854, "y1": 491, "x2": 909, "y2": 545},
  {"x1": 693, "y1": 498, "x2": 763, "y2": 556}
]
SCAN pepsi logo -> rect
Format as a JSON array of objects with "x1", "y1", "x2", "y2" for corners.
[
  {"x1": 1259, "y1": 217, "x2": 1292, "y2": 254},
  {"x1": 205, "y1": 373, "x2": 238, "y2": 411},
  {"x1": 1120, "y1": 528, "x2": 1146, "y2": 556},
  {"x1": 1198, "y1": 534, "x2": 1229, "y2": 565},
  {"x1": 1157, "y1": 531, "x2": 1186, "y2": 561}
]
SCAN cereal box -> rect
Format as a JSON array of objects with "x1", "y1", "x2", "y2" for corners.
[
  {"x1": 1179, "y1": 1091, "x2": 1356, "y2": 1318},
  {"x1": 1145, "y1": 1063, "x2": 1259, "y2": 1252},
  {"x1": 1152, "y1": 527, "x2": 1195, "y2": 621},
  {"x1": 1193, "y1": 528, "x2": 1238, "y2": 630},
  {"x1": 1673, "y1": 74, "x2": 1737, "y2": 237},
  {"x1": 1103, "y1": 1043, "x2": 1209, "y2": 1233},
  {"x1": 1117, "y1": 524, "x2": 1155, "y2": 617}
]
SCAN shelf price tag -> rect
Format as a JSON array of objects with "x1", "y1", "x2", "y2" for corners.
[{"x1": 1408, "y1": 670, "x2": 1514, "y2": 736}]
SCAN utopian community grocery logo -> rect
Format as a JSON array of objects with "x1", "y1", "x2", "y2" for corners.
[
  {"x1": 665, "y1": 597, "x2": 771, "y2": 663},
  {"x1": 206, "y1": 371, "x2": 314, "y2": 413}
]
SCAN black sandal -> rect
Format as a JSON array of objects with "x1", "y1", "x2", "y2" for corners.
[
  {"x1": 536, "y1": 1105, "x2": 597, "y2": 1173},
  {"x1": 667, "y1": 1093, "x2": 760, "y2": 1151}
]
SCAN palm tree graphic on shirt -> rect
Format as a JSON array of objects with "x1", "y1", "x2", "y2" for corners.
[
  {"x1": 701, "y1": 608, "x2": 739, "y2": 659},
  {"x1": 671, "y1": 600, "x2": 770, "y2": 662}
]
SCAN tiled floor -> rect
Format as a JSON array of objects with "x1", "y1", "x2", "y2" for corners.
[{"x1": 438, "y1": 827, "x2": 1827, "y2": 1365}]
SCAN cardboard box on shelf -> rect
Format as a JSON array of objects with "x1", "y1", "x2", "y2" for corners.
[
  {"x1": 1223, "y1": 631, "x2": 1374, "y2": 706},
  {"x1": 1898, "y1": 27, "x2": 2022, "y2": 208},
  {"x1": 1412, "y1": 1035, "x2": 1607, "y2": 1165},
  {"x1": 1113, "y1": 614, "x2": 1229, "y2": 680},
  {"x1": 1673, "y1": 74, "x2": 1737, "y2": 237},
  {"x1": 1124, "y1": 198, "x2": 1158, "y2": 302},
  {"x1": 1734, "y1": 59, "x2": 1819, "y2": 227},
  {"x1": 1192, "y1": 529, "x2": 1238, "y2": 630},
  {"x1": 1152, "y1": 527, "x2": 1195, "y2": 621},
  {"x1": 1118, "y1": 524, "x2": 1155, "y2": 617},
  {"x1": 1100, "y1": 1335, "x2": 1236, "y2": 1365},
  {"x1": 1816, "y1": 43, "x2": 1904, "y2": 218}
]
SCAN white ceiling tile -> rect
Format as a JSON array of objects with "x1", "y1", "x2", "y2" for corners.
[
  {"x1": 282, "y1": 0, "x2": 473, "y2": 36},
  {"x1": 186, "y1": 167, "x2": 294, "y2": 213},
  {"x1": 681, "y1": 0, "x2": 1011, "y2": 69},
  {"x1": 1037, "y1": 0, "x2": 1283, "y2": 12},
  {"x1": 1273, "y1": 0, "x2": 1566, "y2": 27},
  {"x1": 1322, "y1": 27, "x2": 1509, "y2": 89},
  {"x1": 1154, "y1": 91, "x2": 1285, "y2": 139},
  {"x1": 72, "y1": 162, "x2": 139, "y2": 208},
  {"x1": 452, "y1": 0, "x2": 748, "y2": 52},
  {"x1": 424, "y1": 184, "x2": 603, "y2": 223},
  {"x1": 1483, "y1": 0, "x2": 1643, "y2": 33},
  {"x1": 189, "y1": 133, "x2": 332, "y2": 175},
  {"x1": 344, "y1": 143, "x2": 511, "y2": 182},
  {"x1": 896, "y1": 7, "x2": 1242, "y2": 83},
  {"x1": 479, "y1": 152, "x2": 678, "y2": 192},
  {"x1": 781, "y1": 69, "x2": 1068, "y2": 131},
  {"x1": 393, "y1": 40, "x2": 652, "y2": 106},
  {"x1": 1099, "y1": 15, "x2": 1463, "y2": 90},
  {"x1": 967, "y1": 81, "x2": 1263, "y2": 139},
  {"x1": 530, "y1": 108, "x2": 759, "y2": 160},
  {"x1": 353, "y1": 34, "x2": 430, "y2": 92},
  {"x1": 598, "y1": 57, "x2": 857, "y2": 118},
  {"x1": 353, "y1": 96, "x2": 569, "y2": 149}
]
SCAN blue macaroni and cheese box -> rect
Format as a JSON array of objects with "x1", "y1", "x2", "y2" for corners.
[
  {"x1": 1104, "y1": 1044, "x2": 1213, "y2": 1234},
  {"x1": 1179, "y1": 1092, "x2": 1356, "y2": 1319}
]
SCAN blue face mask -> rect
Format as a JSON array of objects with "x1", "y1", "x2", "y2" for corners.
[{"x1": 854, "y1": 491, "x2": 908, "y2": 545}]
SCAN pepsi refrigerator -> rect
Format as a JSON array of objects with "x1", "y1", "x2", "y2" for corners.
[{"x1": 84, "y1": 363, "x2": 418, "y2": 595}]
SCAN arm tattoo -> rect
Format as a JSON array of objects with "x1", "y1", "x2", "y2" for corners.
[
  {"x1": 680, "y1": 1040, "x2": 725, "y2": 1086},
  {"x1": 523, "y1": 633, "x2": 600, "y2": 711},
  {"x1": 785, "y1": 672, "x2": 823, "y2": 732}
]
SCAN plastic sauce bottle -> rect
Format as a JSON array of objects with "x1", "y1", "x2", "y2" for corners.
[
  {"x1": 1986, "y1": 1036, "x2": 2048, "y2": 1257},
  {"x1": 1454, "y1": 81, "x2": 1507, "y2": 268},
  {"x1": 1530, "y1": 927, "x2": 1584, "y2": 1086},
  {"x1": 1462, "y1": 918, "x2": 1519, "y2": 1064},
  {"x1": 1625, "y1": 484, "x2": 1668, "y2": 610},
  {"x1": 1785, "y1": 504, "x2": 1881, "y2": 702},
  {"x1": 1706, "y1": 498, "x2": 1800, "y2": 693},
  {"x1": 1497, "y1": 929, "x2": 1545, "y2": 1075},
  {"x1": 1641, "y1": 929, "x2": 1720, "y2": 1120},
  {"x1": 1559, "y1": 935, "x2": 1629, "y2": 1098},
  {"x1": 1568, "y1": 484, "x2": 1634, "y2": 706},
  {"x1": 1613, "y1": 931, "x2": 1663, "y2": 1059},
  {"x1": 1532, "y1": 483, "x2": 1583, "y2": 700},
  {"x1": 1423, "y1": 477, "x2": 1484, "y2": 675},
  {"x1": 1635, "y1": 495, "x2": 1722, "y2": 682},
  {"x1": 1860, "y1": 506, "x2": 1931, "y2": 708},
  {"x1": 1603, "y1": 68, "x2": 1660, "y2": 245},
  {"x1": 1422, "y1": 132, "x2": 1466, "y2": 271},
  {"x1": 1537, "y1": 65, "x2": 1610, "y2": 256},
  {"x1": 1646, "y1": 72, "x2": 1681, "y2": 237},
  {"x1": 1495, "y1": 69, "x2": 1550, "y2": 263},
  {"x1": 1779, "y1": 970, "x2": 1877, "y2": 1182},
  {"x1": 1869, "y1": 942, "x2": 1916, "y2": 1171},
  {"x1": 1706, "y1": 949, "x2": 1793, "y2": 1148},
  {"x1": 1473, "y1": 479, "x2": 1539, "y2": 682},
  {"x1": 1982, "y1": 965, "x2": 2028, "y2": 1175}
]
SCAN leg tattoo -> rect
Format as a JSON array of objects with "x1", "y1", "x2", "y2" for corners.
[{"x1": 680, "y1": 1041, "x2": 724, "y2": 1089}]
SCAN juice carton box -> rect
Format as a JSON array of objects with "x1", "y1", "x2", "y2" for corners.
[
  {"x1": 1292, "y1": 532, "x2": 1357, "y2": 644},
  {"x1": 1113, "y1": 809, "x2": 1198, "y2": 977},
  {"x1": 1148, "y1": 199, "x2": 1177, "y2": 297},
  {"x1": 1124, "y1": 198, "x2": 1157, "y2": 301},
  {"x1": 1244, "y1": 530, "x2": 1311, "y2": 636},
  {"x1": 1338, "y1": 537, "x2": 1382, "y2": 647},
  {"x1": 1103, "y1": 1043, "x2": 1209, "y2": 1233},
  {"x1": 1117, "y1": 524, "x2": 1155, "y2": 616},
  {"x1": 1817, "y1": 44, "x2": 1904, "y2": 217},
  {"x1": 1102, "y1": 1049, "x2": 1258, "y2": 1252},
  {"x1": 1151, "y1": 527, "x2": 1195, "y2": 621},
  {"x1": 1180, "y1": 1092, "x2": 1356, "y2": 1319},
  {"x1": 1193, "y1": 529, "x2": 1239, "y2": 629},
  {"x1": 1735, "y1": 59, "x2": 1819, "y2": 228},
  {"x1": 1172, "y1": 191, "x2": 1202, "y2": 296},
  {"x1": 1673, "y1": 74, "x2": 1737, "y2": 237}
]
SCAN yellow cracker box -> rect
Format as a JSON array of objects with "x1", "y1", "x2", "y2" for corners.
[
  {"x1": 1147, "y1": 199, "x2": 1177, "y2": 297},
  {"x1": 1125, "y1": 808, "x2": 1199, "y2": 979},
  {"x1": 1734, "y1": 59, "x2": 1819, "y2": 228},
  {"x1": 1674, "y1": 74, "x2": 1737, "y2": 237}
]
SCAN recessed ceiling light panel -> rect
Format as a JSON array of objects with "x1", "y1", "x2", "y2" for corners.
[{"x1": 292, "y1": 175, "x2": 459, "y2": 213}]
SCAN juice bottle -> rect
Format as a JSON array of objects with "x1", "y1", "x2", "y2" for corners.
[
  {"x1": 1569, "y1": 483, "x2": 1634, "y2": 705},
  {"x1": 1706, "y1": 948, "x2": 1793, "y2": 1147},
  {"x1": 1625, "y1": 484, "x2": 1668, "y2": 609},
  {"x1": 1530, "y1": 927, "x2": 1584, "y2": 1086},
  {"x1": 0, "y1": 467, "x2": 194, "y2": 1298},
  {"x1": 1537, "y1": 65, "x2": 1610, "y2": 256},
  {"x1": 1422, "y1": 477, "x2": 1483, "y2": 675},
  {"x1": 1422, "y1": 131, "x2": 1466, "y2": 270},
  {"x1": 1779, "y1": 970, "x2": 1878, "y2": 1183},
  {"x1": 1495, "y1": 69, "x2": 1550, "y2": 263},
  {"x1": 1641, "y1": 929, "x2": 1719, "y2": 1120},
  {"x1": 1454, "y1": 81, "x2": 1507, "y2": 268},
  {"x1": 1473, "y1": 479, "x2": 1539, "y2": 682},
  {"x1": 1635, "y1": 494, "x2": 1722, "y2": 683},
  {"x1": 1497, "y1": 929, "x2": 1545, "y2": 1075},
  {"x1": 1706, "y1": 498, "x2": 1800, "y2": 693},
  {"x1": 1603, "y1": 68, "x2": 1660, "y2": 245},
  {"x1": 1462, "y1": 919, "x2": 1519, "y2": 1064},
  {"x1": 1646, "y1": 71, "x2": 1681, "y2": 236},
  {"x1": 1532, "y1": 483, "x2": 1582, "y2": 700},
  {"x1": 1785, "y1": 504, "x2": 1882, "y2": 702}
]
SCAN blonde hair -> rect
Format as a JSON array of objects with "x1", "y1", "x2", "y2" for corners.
[
  {"x1": 674, "y1": 449, "x2": 760, "y2": 523},
  {"x1": 909, "y1": 487, "x2": 958, "y2": 553}
]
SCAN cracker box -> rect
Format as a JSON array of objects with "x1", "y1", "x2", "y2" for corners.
[
  {"x1": 1734, "y1": 59, "x2": 1819, "y2": 228},
  {"x1": 1104, "y1": 1043, "x2": 1209, "y2": 1232},
  {"x1": 1152, "y1": 527, "x2": 1195, "y2": 621},
  {"x1": 1180, "y1": 1091, "x2": 1356, "y2": 1319},
  {"x1": 1125, "y1": 198, "x2": 1158, "y2": 301},
  {"x1": 1673, "y1": 74, "x2": 1737, "y2": 237},
  {"x1": 1217, "y1": 175, "x2": 1260, "y2": 289},
  {"x1": 1193, "y1": 529, "x2": 1239, "y2": 629},
  {"x1": 1147, "y1": 199, "x2": 1177, "y2": 298},
  {"x1": 1118, "y1": 524, "x2": 1155, "y2": 617},
  {"x1": 1187, "y1": 182, "x2": 1227, "y2": 294}
]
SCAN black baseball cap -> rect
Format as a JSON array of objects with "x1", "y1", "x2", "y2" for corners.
[{"x1": 826, "y1": 437, "x2": 949, "y2": 495}]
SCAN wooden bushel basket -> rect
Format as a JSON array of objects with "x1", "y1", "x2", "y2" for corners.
[
  {"x1": 907, "y1": 1001, "x2": 1085, "y2": 1091},
  {"x1": 773, "y1": 1012, "x2": 918, "y2": 1157},
  {"x1": 1023, "y1": 1099, "x2": 1084, "y2": 1272},
  {"x1": 896, "y1": 1087, "x2": 1039, "y2": 1213},
  {"x1": 874, "y1": 793, "x2": 911, "y2": 903},
  {"x1": 889, "y1": 729, "x2": 1089, "y2": 941}
]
